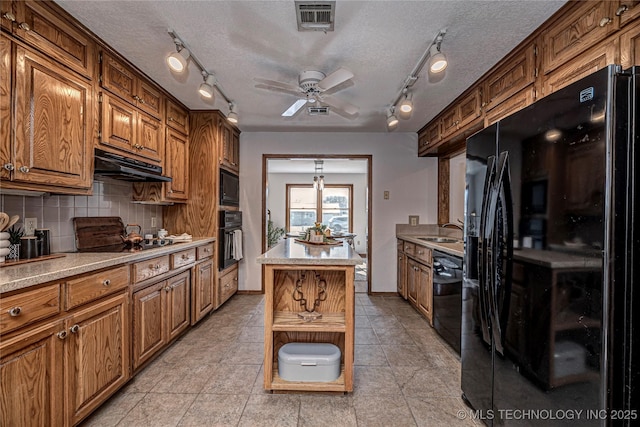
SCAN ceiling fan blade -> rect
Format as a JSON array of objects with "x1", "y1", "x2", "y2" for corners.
[
  {"x1": 254, "y1": 78, "x2": 300, "y2": 92},
  {"x1": 282, "y1": 99, "x2": 308, "y2": 117},
  {"x1": 255, "y1": 83, "x2": 302, "y2": 97},
  {"x1": 322, "y1": 95, "x2": 359, "y2": 116},
  {"x1": 317, "y1": 67, "x2": 354, "y2": 91}
]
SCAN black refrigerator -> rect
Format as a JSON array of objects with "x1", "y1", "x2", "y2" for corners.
[{"x1": 462, "y1": 65, "x2": 638, "y2": 426}]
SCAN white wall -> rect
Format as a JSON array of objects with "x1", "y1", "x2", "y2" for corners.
[
  {"x1": 267, "y1": 172, "x2": 368, "y2": 253},
  {"x1": 239, "y1": 132, "x2": 438, "y2": 293}
]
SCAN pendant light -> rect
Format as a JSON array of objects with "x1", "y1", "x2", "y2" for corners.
[{"x1": 313, "y1": 160, "x2": 325, "y2": 191}]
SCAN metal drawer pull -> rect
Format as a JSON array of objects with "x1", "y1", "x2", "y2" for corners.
[
  {"x1": 57, "y1": 331, "x2": 67, "y2": 339},
  {"x1": 70, "y1": 324, "x2": 80, "y2": 334},
  {"x1": 616, "y1": 5, "x2": 628, "y2": 16},
  {"x1": 102, "y1": 279, "x2": 111, "y2": 286},
  {"x1": 3, "y1": 163, "x2": 14, "y2": 171},
  {"x1": 204, "y1": 248, "x2": 210, "y2": 253},
  {"x1": 165, "y1": 286, "x2": 170, "y2": 292},
  {"x1": 19, "y1": 166, "x2": 30, "y2": 173},
  {"x1": 2, "y1": 12, "x2": 16, "y2": 22},
  {"x1": 8, "y1": 306, "x2": 21, "y2": 317},
  {"x1": 599, "y1": 17, "x2": 612, "y2": 27},
  {"x1": 181, "y1": 254, "x2": 188, "y2": 260},
  {"x1": 18, "y1": 22, "x2": 30, "y2": 31}
]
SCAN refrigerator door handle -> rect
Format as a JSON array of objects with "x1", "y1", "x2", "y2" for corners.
[
  {"x1": 478, "y1": 155, "x2": 497, "y2": 345},
  {"x1": 491, "y1": 151, "x2": 514, "y2": 356}
]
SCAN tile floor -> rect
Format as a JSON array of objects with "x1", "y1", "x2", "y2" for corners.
[{"x1": 81, "y1": 293, "x2": 478, "y2": 427}]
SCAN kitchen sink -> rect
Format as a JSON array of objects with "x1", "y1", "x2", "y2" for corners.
[{"x1": 418, "y1": 237, "x2": 460, "y2": 244}]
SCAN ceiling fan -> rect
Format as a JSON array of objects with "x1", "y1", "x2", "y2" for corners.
[{"x1": 255, "y1": 67, "x2": 359, "y2": 118}]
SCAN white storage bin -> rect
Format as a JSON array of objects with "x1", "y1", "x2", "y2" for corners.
[
  {"x1": 278, "y1": 342, "x2": 341, "y2": 382},
  {"x1": 553, "y1": 341, "x2": 586, "y2": 378}
]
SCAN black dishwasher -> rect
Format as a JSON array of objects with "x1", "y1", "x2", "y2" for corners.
[{"x1": 432, "y1": 250, "x2": 463, "y2": 354}]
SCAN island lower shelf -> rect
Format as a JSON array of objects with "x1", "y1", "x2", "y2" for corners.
[{"x1": 262, "y1": 263, "x2": 355, "y2": 392}]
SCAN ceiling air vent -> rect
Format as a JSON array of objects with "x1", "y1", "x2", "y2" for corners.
[
  {"x1": 308, "y1": 106, "x2": 330, "y2": 115},
  {"x1": 295, "y1": 1, "x2": 335, "y2": 32}
]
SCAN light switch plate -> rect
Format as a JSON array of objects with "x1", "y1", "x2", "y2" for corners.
[
  {"x1": 383, "y1": 190, "x2": 389, "y2": 200},
  {"x1": 24, "y1": 217, "x2": 37, "y2": 236},
  {"x1": 409, "y1": 215, "x2": 419, "y2": 226}
]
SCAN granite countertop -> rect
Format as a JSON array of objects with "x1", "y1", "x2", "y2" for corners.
[
  {"x1": 396, "y1": 234, "x2": 464, "y2": 258},
  {"x1": 0, "y1": 237, "x2": 216, "y2": 294},
  {"x1": 256, "y1": 238, "x2": 363, "y2": 266}
]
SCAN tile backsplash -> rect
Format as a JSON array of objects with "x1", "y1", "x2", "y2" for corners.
[{"x1": 0, "y1": 178, "x2": 163, "y2": 253}]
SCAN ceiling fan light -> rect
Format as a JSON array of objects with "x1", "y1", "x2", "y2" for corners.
[
  {"x1": 166, "y1": 48, "x2": 190, "y2": 73},
  {"x1": 429, "y1": 44, "x2": 447, "y2": 73},
  {"x1": 198, "y1": 74, "x2": 217, "y2": 99}
]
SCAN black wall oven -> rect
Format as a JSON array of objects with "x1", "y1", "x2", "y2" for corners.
[
  {"x1": 219, "y1": 210, "x2": 242, "y2": 270},
  {"x1": 220, "y1": 169, "x2": 240, "y2": 207}
]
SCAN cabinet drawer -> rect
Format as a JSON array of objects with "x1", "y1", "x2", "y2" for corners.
[
  {"x1": 0, "y1": 284, "x2": 61, "y2": 334},
  {"x1": 197, "y1": 243, "x2": 215, "y2": 260},
  {"x1": 171, "y1": 248, "x2": 196, "y2": 269},
  {"x1": 66, "y1": 265, "x2": 130, "y2": 309},
  {"x1": 218, "y1": 268, "x2": 238, "y2": 306},
  {"x1": 397, "y1": 240, "x2": 405, "y2": 252},
  {"x1": 402, "y1": 241, "x2": 415, "y2": 257},
  {"x1": 132, "y1": 255, "x2": 170, "y2": 283},
  {"x1": 413, "y1": 245, "x2": 432, "y2": 265}
]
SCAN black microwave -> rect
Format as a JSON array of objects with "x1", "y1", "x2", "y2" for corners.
[{"x1": 220, "y1": 169, "x2": 240, "y2": 206}]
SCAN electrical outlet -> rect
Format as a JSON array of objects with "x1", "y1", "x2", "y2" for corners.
[
  {"x1": 151, "y1": 217, "x2": 156, "y2": 228},
  {"x1": 24, "y1": 218, "x2": 37, "y2": 236},
  {"x1": 384, "y1": 190, "x2": 390, "y2": 200}
]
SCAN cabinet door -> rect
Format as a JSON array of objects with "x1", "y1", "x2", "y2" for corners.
[
  {"x1": 417, "y1": 263, "x2": 432, "y2": 324},
  {"x1": 137, "y1": 78, "x2": 163, "y2": 119},
  {"x1": 217, "y1": 266, "x2": 238, "y2": 309},
  {"x1": 101, "y1": 51, "x2": 136, "y2": 105},
  {"x1": 0, "y1": 34, "x2": 11, "y2": 181},
  {"x1": 100, "y1": 92, "x2": 136, "y2": 154},
  {"x1": 407, "y1": 259, "x2": 418, "y2": 305},
  {"x1": 0, "y1": 319, "x2": 65, "y2": 427},
  {"x1": 397, "y1": 252, "x2": 407, "y2": 299},
  {"x1": 417, "y1": 120, "x2": 441, "y2": 156},
  {"x1": 483, "y1": 44, "x2": 536, "y2": 112},
  {"x1": 621, "y1": 20, "x2": 640, "y2": 68},
  {"x1": 166, "y1": 99, "x2": 189, "y2": 134},
  {"x1": 13, "y1": 45, "x2": 91, "y2": 188},
  {"x1": 618, "y1": 1, "x2": 640, "y2": 27},
  {"x1": 484, "y1": 85, "x2": 536, "y2": 127},
  {"x1": 231, "y1": 128, "x2": 240, "y2": 171},
  {"x1": 166, "y1": 271, "x2": 190, "y2": 342},
  {"x1": 14, "y1": 0, "x2": 95, "y2": 78},
  {"x1": 541, "y1": 0, "x2": 618, "y2": 74},
  {"x1": 132, "y1": 281, "x2": 166, "y2": 369},
  {"x1": 192, "y1": 258, "x2": 215, "y2": 324},
  {"x1": 136, "y1": 111, "x2": 162, "y2": 163},
  {"x1": 65, "y1": 292, "x2": 130, "y2": 426},
  {"x1": 165, "y1": 128, "x2": 189, "y2": 201}
]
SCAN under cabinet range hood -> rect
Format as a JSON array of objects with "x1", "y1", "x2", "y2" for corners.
[{"x1": 94, "y1": 149, "x2": 171, "y2": 182}]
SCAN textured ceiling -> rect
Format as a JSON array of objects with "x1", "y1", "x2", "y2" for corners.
[{"x1": 57, "y1": 0, "x2": 565, "y2": 133}]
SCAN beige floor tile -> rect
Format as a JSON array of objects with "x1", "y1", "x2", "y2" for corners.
[
  {"x1": 406, "y1": 396, "x2": 479, "y2": 427},
  {"x1": 225, "y1": 341, "x2": 264, "y2": 364},
  {"x1": 150, "y1": 363, "x2": 215, "y2": 394},
  {"x1": 237, "y1": 326, "x2": 265, "y2": 342},
  {"x1": 353, "y1": 394, "x2": 417, "y2": 426},
  {"x1": 177, "y1": 394, "x2": 249, "y2": 426},
  {"x1": 238, "y1": 394, "x2": 301, "y2": 427},
  {"x1": 201, "y1": 363, "x2": 261, "y2": 394},
  {"x1": 355, "y1": 327, "x2": 380, "y2": 345},
  {"x1": 355, "y1": 344, "x2": 388, "y2": 366},
  {"x1": 299, "y1": 394, "x2": 357, "y2": 427},
  {"x1": 353, "y1": 365, "x2": 403, "y2": 396},
  {"x1": 80, "y1": 391, "x2": 145, "y2": 426},
  {"x1": 381, "y1": 344, "x2": 429, "y2": 367},
  {"x1": 116, "y1": 393, "x2": 196, "y2": 427},
  {"x1": 375, "y1": 327, "x2": 416, "y2": 345}
]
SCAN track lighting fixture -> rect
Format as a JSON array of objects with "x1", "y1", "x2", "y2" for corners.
[
  {"x1": 198, "y1": 74, "x2": 216, "y2": 99},
  {"x1": 227, "y1": 103, "x2": 239, "y2": 124},
  {"x1": 384, "y1": 29, "x2": 447, "y2": 128},
  {"x1": 166, "y1": 29, "x2": 238, "y2": 123},
  {"x1": 428, "y1": 43, "x2": 448, "y2": 74},
  {"x1": 166, "y1": 45, "x2": 190, "y2": 73}
]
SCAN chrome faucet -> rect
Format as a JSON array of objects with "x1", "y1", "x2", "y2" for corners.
[{"x1": 441, "y1": 222, "x2": 463, "y2": 231}]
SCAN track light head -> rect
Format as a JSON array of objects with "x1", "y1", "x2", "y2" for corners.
[
  {"x1": 166, "y1": 47, "x2": 190, "y2": 73},
  {"x1": 227, "y1": 103, "x2": 239, "y2": 124},
  {"x1": 198, "y1": 74, "x2": 217, "y2": 99},
  {"x1": 398, "y1": 92, "x2": 413, "y2": 114},
  {"x1": 387, "y1": 108, "x2": 399, "y2": 129},
  {"x1": 429, "y1": 44, "x2": 448, "y2": 73}
]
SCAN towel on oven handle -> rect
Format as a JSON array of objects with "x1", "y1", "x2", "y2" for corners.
[{"x1": 232, "y1": 229, "x2": 243, "y2": 260}]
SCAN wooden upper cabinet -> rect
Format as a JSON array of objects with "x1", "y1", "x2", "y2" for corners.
[
  {"x1": 541, "y1": 1, "x2": 618, "y2": 75},
  {"x1": 483, "y1": 44, "x2": 536, "y2": 111},
  {"x1": 418, "y1": 119, "x2": 441, "y2": 156},
  {"x1": 166, "y1": 99, "x2": 189, "y2": 135},
  {"x1": 484, "y1": 85, "x2": 536, "y2": 127},
  {"x1": 1, "y1": 0, "x2": 95, "y2": 79},
  {"x1": 100, "y1": 92, "x2": 162, "y2": 164},
  {"x1": 441, "y1": 87, "x2": 482, "y2": 138},
  {"x1": 101, "y1": 51, "x2": 163, "y2": 119},
  {"x1": 13, "y1": 45, "x2": 92, "y2": 189},
  {"x1": 164, "y1": 128, "x2": 189, "y2": 201},
  {"x1": 617, "y1": 1, "x2": 640, "y2": 27},
  {"x1": 541, "y1": 38, "x2": 618, "y2": 97},
  {"x1": 621, "y1": 20, "x2": 640, "y2": 68},
  {"x1": 218, "y1": 114, "x2": 240, "y2": 173},
  {"x1": 0, "y1": 34, "x2": 10, "y2": 181}
]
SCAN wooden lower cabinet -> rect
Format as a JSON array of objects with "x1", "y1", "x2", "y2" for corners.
[
  {"x1": 399, "y1": 240, "x2": 434, "y2": 325},
  {"x1": 65, "y1": 292, "x2": 129, "y2": 426},
  {"x1": 192, "y1": 258, "x2": 215, "y2": 324},
  {"x1": 415, "y1": 262, "x2": 432, "y2": 323},
  {"x1": 0, "y1": 290, "x2": 129, "y2": 427},
  {"x1": 0, "y1": 319, "x2": 65, "y2": 427},
  {"x1": 407, "y1": 257, "x2": 418, "y2": 306},
  {"x1": 397, "y1": 250, "x2": 407, "y2": 299},
  {"x1": 217, "y1": 264, "x2": 238, "y2": 309},
  {"x1": 132, "y1": 271, "x2": 191, "y2": 370}
]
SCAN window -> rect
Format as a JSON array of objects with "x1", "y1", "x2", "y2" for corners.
[{"x1": 286, "y1": 184, "x2": 353, "y2": 233}]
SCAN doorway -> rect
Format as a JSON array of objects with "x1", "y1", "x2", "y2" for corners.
[{"x1": 262, "y1": 154, "x2": 372, "y2": 293}]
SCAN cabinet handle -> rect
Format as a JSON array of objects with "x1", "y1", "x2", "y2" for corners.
[
  {"x1": 168, "y1": 117, "x2": 174, "y2": 122},
  {"x1": 204, "y1": 248, "x2": 210, "y2": 253},
  {"x1": 2, "y1": 12, "x2": 16, "y2": 22},
  {"x1": 132, "y1": 95, "x2": 140, "y2": 101},
  {"x1": 70, "y1": 324, "x2": 80, "y2": 334},
  {"x1": 102, "y1": 279, "x2": 111, "y2": 287},
  {"x1": 165, "y1": 286, "x2": 170, "y2": 292},
  {"x1": 57, "y1": 330, "x2": 68, "y2": 340},
  {"x1": 3, "y1": 163, "x2": 14, "y2": 171},
  {"x1": 18, "y1": 22, "x2": 30, "y2": 31},
  {"x1": 18, "y1": 166, "x2": 30, "y2": 173},
  {"x1": 398, "y1": 256, "x2": 402, "y2": 260},
  {"x1": 138, "y1": 98, "x2": 146, "y2": 105},
  {"x1": 418, "y1": 250, "x2": 423, "y2": 255},
  {"x1": 181, "y1": 254, "x2": 188, "y2": 260},
  {"x1": 616, "y1": 5, "x2": 629, "y2": 16},
  {"x1": 599, "y1": 17, "x2": 612, "y2": 27},
  {"x1": 8, "y1": 306, "x2": 21, "y2": 317}
]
